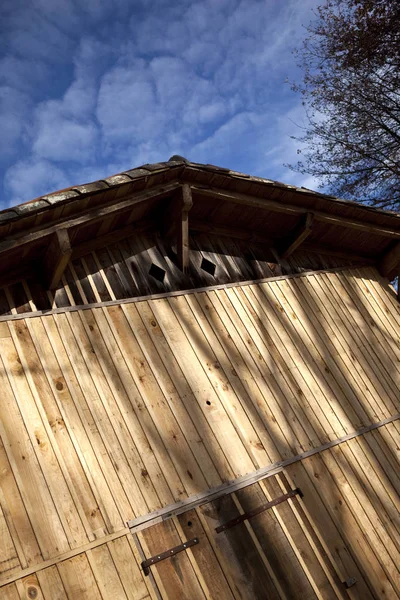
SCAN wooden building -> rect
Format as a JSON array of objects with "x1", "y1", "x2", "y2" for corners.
[{"x1": 0, "y1": 156, "x2": 399, "y2": 599}]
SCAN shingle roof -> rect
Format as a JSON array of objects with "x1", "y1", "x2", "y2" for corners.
[{"x1": 1, "y1": 155, "x2": 399, "y2": 229}]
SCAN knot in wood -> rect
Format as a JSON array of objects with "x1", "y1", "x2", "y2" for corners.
[{"x1": 28, "y1": 587, "x2": 38, "y2": 599}]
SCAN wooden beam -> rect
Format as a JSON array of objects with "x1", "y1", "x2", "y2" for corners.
[
  {"x1": 280, "y1": 213, "x2": 314, "y2": 259},
  {"x1": 189, "y1": 218, "x2": 374, "y2": 264},
  {"x1": 43, "y1": 229, "x2": 72, "y2": 290},
  {"x1": 71, "y1": 217, "x2": 153, "y2": 259},
  {"x1": 190, "y1": 218, "x2": 273, "y2": 246},
  {"x1": 379, "y1": 241, "x2": 400, "y2": 279},
  {"x1": 302, "y1": 242, "x2": 375, "y2": 264},
  {"x1": 0, "y1": 182, "x2": 180, "y2": 256},
  {"x1": 192, "y1": 186, "x2": 400, "y2": 239},
  {"x1": 128, "y1": 412, "x2": 400, "y2": 533},
  {"x1": 177, "y1": 184, "x2": 193, "y2": 273},
  {"x1": 0, "y1": 265, "x2": 370, "y2": 323}
]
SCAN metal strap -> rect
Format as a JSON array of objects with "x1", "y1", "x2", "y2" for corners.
[
  {"x1": 216, "y1": 488, "x2": 303, "y2": 533},
  {"x1": 141, "y1": 537, "x2": 199, "y2": 575}
]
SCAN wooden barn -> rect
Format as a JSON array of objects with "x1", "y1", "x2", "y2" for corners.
[{"x1": 0, "y1": 156, "x2": 399, "y2": 600}]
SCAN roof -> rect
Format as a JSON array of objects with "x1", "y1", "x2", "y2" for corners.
[
  {"x1": 1, "y1": 155, "x2": 399, "y2": 227},
  {"x1": 0, "y1": 156, "x2": 400, "y2": 284}
]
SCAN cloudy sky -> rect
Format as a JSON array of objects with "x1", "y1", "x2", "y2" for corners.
[{"x1": 0, "y1": 0, "x2": 320, "y2": 209}]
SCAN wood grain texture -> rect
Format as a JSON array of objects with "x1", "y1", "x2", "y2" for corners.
[
  {"x1": 0, "y1": 230, "x2": 361, "y2": 316},
  {"x1": 0, "y1": 266, "x2": 398, "y2": 598}
]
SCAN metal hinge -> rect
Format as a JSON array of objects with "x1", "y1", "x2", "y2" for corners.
[
  {"x1": 216, "y1": 488, "x2": 303, "y2": 533},
  {"x1": 141, "y1": 537, "x2": 199, "y2": 575}
]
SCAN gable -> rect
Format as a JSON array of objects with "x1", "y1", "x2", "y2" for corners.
[{"x1": 0, "y1": 157, "x2": 399, "y2": 317}]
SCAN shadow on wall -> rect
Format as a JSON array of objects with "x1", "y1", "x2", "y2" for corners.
[{"x1": 0, "y1": 264, "x2": 399, "y2": 597}]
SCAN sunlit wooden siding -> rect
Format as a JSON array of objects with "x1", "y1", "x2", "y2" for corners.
[{"x1": 0, "y1": 266, "x2": 399, "y2": 598}]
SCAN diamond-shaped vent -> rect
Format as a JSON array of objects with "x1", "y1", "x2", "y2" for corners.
[
  {"x1": 200, "y1": 257, "x2": 216, "y2": 276},
  {"x1": 149, "y1": 263, "x2": 166, "y2": 283}
]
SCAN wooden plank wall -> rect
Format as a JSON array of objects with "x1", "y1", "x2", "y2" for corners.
[
  {"x1": 0, "y1": 266, "x2": 399, "y2": 598},
  {"x1": 0, "y1": 230, "x2": 359, "y2": 315}
]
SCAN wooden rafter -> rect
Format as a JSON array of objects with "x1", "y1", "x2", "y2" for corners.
[
  {"x1": 192, "y1": 186, "x2": 400, "y2": 239},
  {"x1": 189, "y1": 218, "x2": 374, "y2": 264},
  {"x1": 0, "y1": 182, "x2": 180, "y2": 256},
  {"x1": 43, "y1": 229, "x2": 72, "y2": 290},
  {"x1": 379, "y1": 241, "x2": 400, "y2": 279},
  {"x1": 190, "y1": 218, "x2": 274, "y2": 246},
  {"x1": 280, "y1": 213, "x2": 314, "y2": 259},
  {"x1": 71, "y1": 217, "x2": 153, "y2": 259},
  {"x1": 176, "y1": 184, "x2": 193, "y2": 273}
]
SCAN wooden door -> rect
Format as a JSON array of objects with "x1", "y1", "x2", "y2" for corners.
[{"x1": 134, "y1": 472, "x2": 349, "y2": 599}]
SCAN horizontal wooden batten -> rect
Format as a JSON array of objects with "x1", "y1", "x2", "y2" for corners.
[
  {"x1": 0, "y1": 529, "x2": 131, "y2": 588},
  {"x1": 0, "y1": 266, "x2": 369, "y2": 322},
  {"x1": 1, "y1": 412, "x2": 398, "y2": 589},
  {"x1": 192, "y1": 185, "x2": 400, "y2": 238},
  {"x1": 128, "y1": 412, "x2": 400, "y2": 533}
]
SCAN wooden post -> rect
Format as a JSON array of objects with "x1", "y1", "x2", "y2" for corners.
[
  {"x1": 43, "y1": 229, "x2": 72, "y2": 290},
  {"x1": 176, "y1": 184, "x2": 193, "y2": 273}
]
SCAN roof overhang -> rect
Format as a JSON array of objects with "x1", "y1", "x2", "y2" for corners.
[{"x1": 1, "y1": 157, "x2": 400, "y2": 287}]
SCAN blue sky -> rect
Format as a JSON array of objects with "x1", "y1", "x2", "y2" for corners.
[{"x1": 0, "y1": 0, "x2": 320, "y2": 209}]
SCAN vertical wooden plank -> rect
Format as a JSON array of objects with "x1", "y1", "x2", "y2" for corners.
[
  {"x1": 24, "y1": 317, "x2": 106, "y2": 539},
  {"x1": 1, "y1": 334, "x2": 84, "y2": 550},
  {"x1": 74, "y1": 306, "x2": 172, "y2": 511},
  {"x1": 0, "y1": 498, "x2": 20, "y2": 578},
  {"x1": 168, "y1": 294, "x2": 269, "y2": 469},
  {"x1": 87, "y1": 545, "x2": 128, "y2": 600},
  {"x1": 50, "y1": 312, "x2": 129, "y2": 529},
  {"x1": 199, "y1": 494, "x2": 282, "y2": 600},
  {"x1": 38, "y1": 314, "x2": 123, "y2": 535},
  {"x1": 36, "y1": 566, "x2": 68, "y2": 600},
  {"x1": 176, "y1": 510, "x2": 236, "y2": 600},
  {"x1": 135, "y1": 300, "x2": 228, "y2": 488},
  {"x1": 57, "y1": 554, "x2": 103, "y2": 600},
  {"x1": 0, "y1": 345, "x2": 68, "y2": 560},
  {"x1": 149, "y1": 296, "x2": 253, "y2": 479},
  {"x1": 107, "y1": 536, "x2": 150, "y2": 600},
  {"x1": 0, "y1": 583, "x2": 20, "y2": 600},
  {"x1": 139, "y1": 519, "x2": 207, "y2": 600},
  {"x1": 0, "y1": 435, "x2": 41, "y2": 569},
  {"x1": 284, "y1": 462, "x2": 376, "y2": 599},
  {"x1": 16, "y1": 574, "x2": 44, "y2": 600},
  {"x1": 9, "y1": 320, "x2": 91, "y2": 547}
]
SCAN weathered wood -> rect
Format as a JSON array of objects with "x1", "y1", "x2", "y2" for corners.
[
  {"x1": 43, "y1": 230, "x2": 72, "y2": 290},
  {"x1": 0, "y1": 266, "x2": 399, "y2": 599},
  {"x1": 0, "y1": 530, "x2": 131, "y2": 589},
  {"x1": 176, "y1": 184, "x2": 193, "y2": 273},
  {"x1": 280, "y1": 213, "x2": 314, "y2": 259},
  {"x1": 192, "y1": 185, "x2": 400, "y2": 238},
  {"x1": 0, "y1": 265, "x2": 369, "y2": 323},
  {"x1": 71, "y1": 218, "x2": 153, "y2": 259},
  {"x1": 189, "y1": 218, "x2": 273, "y2": 246},
  {"x1": 379, "y1": 240, "x2": 400, "y2": 279},
  {"x1": 0, "y1": 183, "x2": 180, "y2": 255},
  {"x1": 128, "y1": 412, "x2": 400, "y2": 533}
]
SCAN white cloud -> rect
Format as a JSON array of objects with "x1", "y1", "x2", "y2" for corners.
[
  {"x1": 4, "y1": 159, "x2": 68, "y2": 206},
  {"x1": 1, "y1": 0, "x2": 323, "y2": 207},
  {"x1": 0, "y1": 86, "x2": 30, "y2": 157}
]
